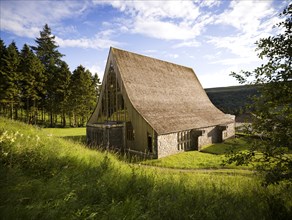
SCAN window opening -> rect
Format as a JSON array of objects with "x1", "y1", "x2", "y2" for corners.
[
  {"x1": 97, "y1": 64, "x2": 129, "y2": 123},
  {"x1": 177, "y1": 130, "x2": 191, "y2": 151},
  {"x1": 147, "y1": 132, "x2": 153, "y2": 153},
  {"x1": 126, "y1": 122, "x2": 134, "y2": 141}
]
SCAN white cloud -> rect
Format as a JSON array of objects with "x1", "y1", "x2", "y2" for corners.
[
  {"x1": 0, "y1": 19, "x2": 40, "y2": 38},
  {"x1": 198, "y1": 65, "x2": 243, "y2": 88},
  {"x1": 133, "y1": 18, "x2": 198, "y2": 40},
  {"x1": 206, "y1": 0, "x2": 281, "y2": 63},
  {"x1": 207, "y1": 34, "x2": 256, "y2": 58},
  {"x1": 167, "y1": 54, "x2": 179, "y2": 59},
  {"x1": 55, "y1": 34, "x2": 121, "y2": 50},
  {"x1": 216, "y1": 0, "x2": 275, "y2": 34},
  {"x1": 211, "y1": 57, "x2": 260, "y2": 66},
  {"x1": 105, "y1": 1, "x2": 201, "y2": 21},
  {"x1": 143, "y1": 49, "x2": 158, "y2": 55},
  {"x1": 203, "y1": 51, "x2": 222, "y2": 60},
  {"x1": 87, "y1": 64, "x2": 104, "y2": 78},
  {"x1": 0, "y1": 0, "x2": 88, "y2": 38},
  {"x1": 199, "y1": 0, "x2": 221, "y2": 8},
  {"x1": 94, "y1": 0, "x2": 214, "y2": 41},
  {"x1": 173, "y1": 40, "x2": 201, "y2": 48}
]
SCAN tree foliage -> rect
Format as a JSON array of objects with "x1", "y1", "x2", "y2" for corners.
[
  {"x1": 228, "y1": 4, "x2": 292, "y2": 186},
  {"x1": 32, "y1": 24, "x2": 64, "y2": 127},
  {"x1": 0, "y1": 42, "x2": 21, "y2": 119},
  {"x1": 19, "y1": 44, "x2": 46, "y2": 124},
  {"x1": 68, "y1": 65, "x2": 99, "y2": 126},
  {"x1": 0, "y1": 24, "x2": 101, "y2": 127}
]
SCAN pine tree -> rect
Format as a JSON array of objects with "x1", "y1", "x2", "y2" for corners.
[
  {"x1": 0, "y1": 39, "x2": 7, "y2": 116},
  {"x1": 19, "y1": 44, "x2": 46, "y2": 124},
  {"x1": 0, "y1": 41, "x2": 21, "y2": 119},
  {"x1": 56, "y1": 61, "x2": 71, "y2": 127},
  {"x1": 32, "y1": 24, "x2": 63, "y2": 127},
  {"x1": 69, "y1": 65, "x2": 98, "y2": 126}
]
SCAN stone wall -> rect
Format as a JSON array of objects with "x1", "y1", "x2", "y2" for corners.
[
  {"x1": 223, "y1": 122, "x2": 235, "y2": 140},
  {"x1": 198, "y1": 126, "x2": 217, "y2": 150},
  {"x1": 157, "y1": 121, "x2": 235, "y2": 158},
  {"x1": 157, "y1": 133, "x2": 179, "y2": 158}
]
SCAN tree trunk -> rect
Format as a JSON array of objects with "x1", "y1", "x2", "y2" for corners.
[
  {"x1": 11, "y1": 102, "x2": 14, "y2": 120},
  {"x1": 50, "y1": 111, "x2": 53, "y2": 127}
]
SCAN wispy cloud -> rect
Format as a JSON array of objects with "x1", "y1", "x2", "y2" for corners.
[
  {"x1": 215, "y1": 0, "x2": 275, "y2": 34},
  {"x1": 0, "y1": 0, "x2": 121, "y2": 50},
  {"x1": 0, "y1": 0, "x2": 88, "y2": 38},
  {"x1": 55, "y1": 34, "x2": 121, "y2": 50},
  {"x1": 199, "y1": 0, "x2": 221, "y2": 8},
  {"x1": 173, "y1": 40, "x2": 201, "y2": 48},
  {"x1": 206, "y1": 0, "x2": 281, "y2": 63},
  {"x1": 94, "y1": 0, "x2": 213, "y2": 41}
]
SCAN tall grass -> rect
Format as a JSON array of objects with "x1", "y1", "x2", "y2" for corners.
[{"x1": 0, "y1": 117, "x2": 291, "y2": 219}]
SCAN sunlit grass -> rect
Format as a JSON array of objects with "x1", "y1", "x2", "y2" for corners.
[
  {"x1": 0, "y1": 117, "x2": 291, "y2": 219},
  {"x1": 141, "y1": 137, "x2": 252, "y2": 170},
  {"x1": 43, "y1": 127, "x2": 86, "y2": 137}
]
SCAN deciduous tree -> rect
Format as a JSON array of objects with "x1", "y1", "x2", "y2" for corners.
[{"x1": 228, "y1": 4, "x2": 292, "y2": 186}]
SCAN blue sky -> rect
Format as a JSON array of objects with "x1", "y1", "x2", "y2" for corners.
[{"x1": 0, "y1": 0, "x2": 287, "y2": 88}]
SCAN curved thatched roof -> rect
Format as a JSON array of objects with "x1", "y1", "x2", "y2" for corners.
[{"x1": 111, "y1": 47, "x2": 234, "y2": 135}]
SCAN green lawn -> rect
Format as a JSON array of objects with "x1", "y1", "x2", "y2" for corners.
[
  {"x1": 43, "y1": 127, "x2": 86, "y2": 137},
  {"x1": 1, "y1": 117, "x2": 291, "y2": 219},
  {"x1": 43, "y1": 127, "x2": 86, "y2": 143},
  {"x1": 141, "y1": 137, "x2": 252, "y2": 170}
]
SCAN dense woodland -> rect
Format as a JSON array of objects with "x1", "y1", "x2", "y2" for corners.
[
  {"x1": 205, "y1": 85, "x2": 258, "y2": 116},
  {"x1": 0, "y1": 24, "x2": 101, "y2": 127}
]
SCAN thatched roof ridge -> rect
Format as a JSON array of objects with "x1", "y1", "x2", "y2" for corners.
[{"x1": 111, "y1": 47, "x2": 234, "y2": 135}]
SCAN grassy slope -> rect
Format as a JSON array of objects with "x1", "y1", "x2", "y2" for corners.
[{"x1": 0, "y1": 117, "x2": 291, "y2": 220}]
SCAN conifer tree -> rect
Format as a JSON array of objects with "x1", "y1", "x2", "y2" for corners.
[
  {"x1": 56, "y1": 61, "x2": 71, "y2": 127},
  {"x1": 19, "y1": 44, "x2": 46, "y2": 124},
  {"x1": 32, "y1": 24, "x2": 63, "y2": 126},
  {"x1": 69, "y1": 65, "x2": 98, "y2": 126},
  {"x1": 0, "y1": 41, "x2": 21, "y2": 119},
  {"x1": 0, "y1": 39, "x2": 7, "y2": 115}
]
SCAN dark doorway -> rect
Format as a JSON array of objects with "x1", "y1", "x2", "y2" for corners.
[
  {"x1": 216, "y1": 125, "x2": 227, "y2": 143},
  {"x1": 190, "y1": 130, "x2": 203, "y2": 150},
  {"x1": 147, "y1": 133, "x2": 153, "y2": 153}
]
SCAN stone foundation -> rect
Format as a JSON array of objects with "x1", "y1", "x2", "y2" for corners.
[{"x1": 157, "y1": 121, "x2": 235, "y2": 158}]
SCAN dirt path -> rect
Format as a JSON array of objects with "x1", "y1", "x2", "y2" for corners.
[{"x1": 136, "y1": 164, "x2": 255, "y2": 176}]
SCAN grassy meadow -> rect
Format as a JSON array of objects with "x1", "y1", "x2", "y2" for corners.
[
  {"x1": 0, "y1": 117, "x2": 291, "y2": 219},
  {"x1": 43, "y1": 127, "x2": 86, "y2": 144}
]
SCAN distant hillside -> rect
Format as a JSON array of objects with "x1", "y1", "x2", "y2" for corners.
[{"x1": 205, "y1": 85, "x2": 259, "y2": 115}]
